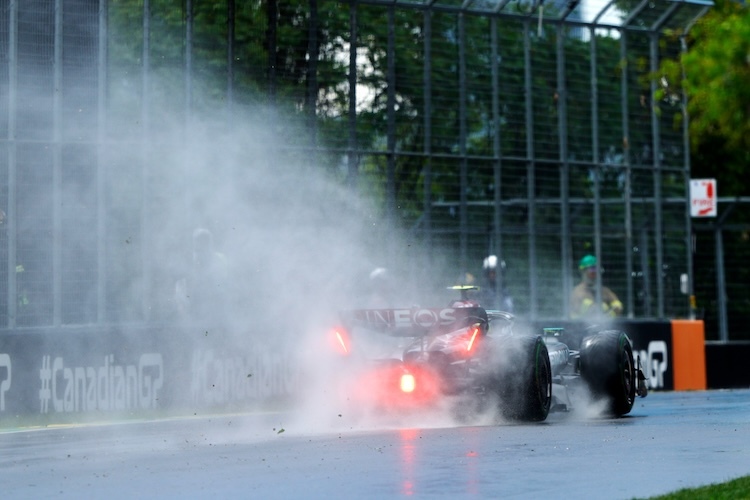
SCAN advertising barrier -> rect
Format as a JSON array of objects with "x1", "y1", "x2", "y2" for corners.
[
  {"x1": 524, "y1": 319, "x2": 706, "y2": 392},
  {"x1": 0, "y1": 325, "x2": 300, "y2": 420},
  {"x1": 0, "y1": 319, "x2": 706, "y2": 424},
  {"x1": 608, "y1": 319, "x2": 705, "y2": 392}
]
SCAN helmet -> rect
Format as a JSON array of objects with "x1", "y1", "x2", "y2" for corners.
[
  {"x1": 369, "y1": 267, "x2": 388, "y2": 281},
  {"x1": 483, "y1": 255, "x2": 506, "y2": 272},
  {"x1": 192, "y1": 228, "x2": 215, "y2": 263},
  {"x1": 369, "y1": 267, "x2": 392, "y2": 297},
  {"x1": 193, "y1": 228, "x2": 214, "y2": 248},
  {"x1": 579, "y1": 254, "x2": 597, "y2": 270}
]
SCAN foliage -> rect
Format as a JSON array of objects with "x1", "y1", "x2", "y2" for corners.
[
  {"x1": 654, "y1": 0, "x2": 750, "y2": 335},
  {"x1": 107, "y1": 0, "x2": 661, "y2": 215},
  {"x1": 102, "y1": 0, "x2": 717, "y2": 318},
  {"x1": 641, "y1": 474, "x2": 750, "y2": 499},
  {"x1": 657, "y1": 0, "x2": 750, "y2": 195}
]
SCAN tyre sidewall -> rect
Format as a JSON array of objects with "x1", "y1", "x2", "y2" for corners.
[{"x1": 580, "y1": 330, "x2": 636, "y2": 416}]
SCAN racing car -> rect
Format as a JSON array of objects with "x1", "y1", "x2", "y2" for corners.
[{"x1": 326, "y1": 286, "x2": 647, "y2": 422}]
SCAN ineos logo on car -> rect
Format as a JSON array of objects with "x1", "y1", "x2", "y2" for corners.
[
  {"x1": 408, "y1": 308, "x2": 457, "y2": 328},
  {"x1": 413, "y1": 309, "x2": 439, "y2": 328},
  {"x1": 353, "y1": 308, "x2": 459, "y2": 328}
]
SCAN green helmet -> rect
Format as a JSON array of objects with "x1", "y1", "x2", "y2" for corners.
[{"x1": 579, "y1": 254, "x2": 597, "y2": 270}]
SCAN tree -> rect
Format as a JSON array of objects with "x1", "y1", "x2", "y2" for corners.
[
  {"x1": 658, "y1": 0, "x2": 750, "y2": 195},
  {"x1": 656, "y1": 0, "x2": 750, "y2": 338}
]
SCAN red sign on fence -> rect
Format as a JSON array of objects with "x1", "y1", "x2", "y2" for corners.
[{"x1": 690, "y1": 179, "x2": 717, "y2": 218}]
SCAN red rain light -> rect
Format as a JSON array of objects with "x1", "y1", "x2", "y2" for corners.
[
  {"x1": 351, "y1": 364, "x2": 440, "y2": 409},
  {"x1": 464, "y1": 325, "x2": 481, "y2": 354},
  {"x1": 400, "y1": 373, "x2": 416, "y2": 393},
  {"x1": 467, "y1": 326, "x2": 479, "y2": 351},
  {"x1": 328, "y1": 327, "x2": 350, "y2": 356}
]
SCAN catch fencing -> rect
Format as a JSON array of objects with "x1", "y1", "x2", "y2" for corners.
[{"x1": 2, "y1": 0, "x2": 745, "y2": 341}]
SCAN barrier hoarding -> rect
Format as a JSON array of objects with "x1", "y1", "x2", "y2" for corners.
[{"x1": 0, "y1": 319, "x2": 706, "y2": 423}]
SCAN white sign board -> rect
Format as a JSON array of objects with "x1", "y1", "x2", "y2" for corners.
[{"x1": 690, "y1": 179, "x2": 717, "y2": 217}]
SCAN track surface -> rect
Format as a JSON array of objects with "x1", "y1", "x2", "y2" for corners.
[{"x1": 2, "y1": 389, "x2": 749, "y2": 499}]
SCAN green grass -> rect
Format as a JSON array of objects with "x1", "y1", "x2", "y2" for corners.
[{"x1": 642, "y1": 475, "x2": 750, "y2": 499}]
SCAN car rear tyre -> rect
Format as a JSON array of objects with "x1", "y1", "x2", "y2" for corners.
[
  {"x1": 580, "y1": 330, "x2": 636, "y2": 416},
  {"x1": 496, "y1": 335, "x2": 552, "y2": 422}
]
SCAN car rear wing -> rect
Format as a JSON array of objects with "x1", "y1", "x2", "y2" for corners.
[{"x1": 339, "y1": 307, "x2": 489, "y2": 337}]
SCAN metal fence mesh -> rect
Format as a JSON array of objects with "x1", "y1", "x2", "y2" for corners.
[{"x1": 2, "y1": 0, "x2": 747, "y2": 341}]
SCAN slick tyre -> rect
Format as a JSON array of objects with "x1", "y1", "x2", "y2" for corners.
[
  {"x1": 580, "y1": 330, "x2": 636, "y2": 417},
  {"x1": 496, "y1": 335, "x2": 552, "y2": 422}
]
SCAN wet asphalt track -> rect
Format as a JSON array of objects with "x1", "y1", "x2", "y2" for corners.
[{"x1": 1, "y1": 389, "x2": 749, "y2": 499}]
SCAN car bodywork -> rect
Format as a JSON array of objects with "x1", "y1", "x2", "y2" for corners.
[{"x1": 326, "y1": 288, "x2": 647, "y2": 422}]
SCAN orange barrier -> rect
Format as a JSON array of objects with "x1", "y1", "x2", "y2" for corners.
[{"x1": 670, "y1": 320, "x2": 706, "y2": 391}]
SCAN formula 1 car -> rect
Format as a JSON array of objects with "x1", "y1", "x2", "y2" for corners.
[{"x1": 326, "y1": 286, "x2": 647, "y2": 422}]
